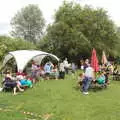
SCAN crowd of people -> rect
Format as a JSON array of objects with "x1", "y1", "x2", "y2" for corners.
[
  {"x1": 1, "y1": 57, "x2": 119, "y2": 95},
  {"x1": 1, "y1": 70, "x2": 33, "y2": 95},
  {"x1": 77, "y1": 59, "x2": 119, "y2": 95},
  {"x1": 1, "y1": 58, "x2": 77, "y2": 95}
]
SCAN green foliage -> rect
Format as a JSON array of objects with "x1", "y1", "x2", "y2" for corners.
[
  {"x1": 0, "y1": 36, "x2": 36, "y2": 61},
  {"x1": 11, "y1": 4, "x2": 45, "y2": 44},
  {"x1": 38, "y1": 1, "x2": 119, "y2": 61},
  {"x1": 113, "y1": 27, "x2": 120, "y2": 57}
]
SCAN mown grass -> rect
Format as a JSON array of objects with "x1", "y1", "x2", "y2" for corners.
[{"x1": 0, "y1": 71, "x2": 120, "y2": 120}]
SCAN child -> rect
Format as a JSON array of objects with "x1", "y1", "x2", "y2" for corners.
[{"x1": 77, "y1": 73, "x2": 84, "y2": 87}]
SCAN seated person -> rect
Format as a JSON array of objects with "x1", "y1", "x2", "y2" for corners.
[
  {"x1": 19, "y1": 76, "x2": 33, "y2": 88},
  {"x1": 3, "y1": 71, "x2": 24, "y2": 95},
  {"x1": 51, "y1": 65, "x2": 59, "y2": 79},
  {"x1": 44, "y1": 61, "x2": 54, "y2": 80},
  {"x1": 104, "y1": 71, "x2": 110, "y2": 84},
  {"x1": 38, "y1": 66, "x2": 45, "y2": 77},
  {"x1": 113, "y1": 65, "x2": 119, "y2": 80},
  {"x1": 16, "y1": 73, "x2": 24, "y2": 80},
  {"x1": 96, "y1": 72, "x2": 105, "y2": 85},
  {"x1": 77, "y1": 73, "x2": 84, "y2": 87}
]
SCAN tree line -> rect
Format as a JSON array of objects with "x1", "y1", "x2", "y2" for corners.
[{"x1": 1, "y1": 1, "x2": 120, "y2": 62}]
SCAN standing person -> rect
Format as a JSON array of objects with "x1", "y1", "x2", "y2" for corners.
[
  {"x1": 71, "y1": 62, "x2": 76, "y2": 73},
  {"x1": 59, "y1": 61, "x2": 65, "y2": 79},
  {"x1": 31, "y1": 61, "x2": 38, "y2": 83},
  {"x1": 63, "y1": 58, "x2": 69, "y2": 74},
  {"x1": 82, "y1": 64, "x2": 94, "y2": 95}
]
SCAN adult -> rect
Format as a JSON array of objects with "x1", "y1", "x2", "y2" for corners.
[
  {"x1": 31, "y1": 61, "x2": 38, "y2": 83},
  {"x1": 3, "y1": 71, "x2": 24, "y2": 95},
  {"x1": 96, "y1": 72, "x2": 105, "y2": 85},
  {"x1": 59, "y1": 61, "x2": 65, "y2": 79},
  {"x1": 19, "y1": 76, "x2": 33, "y2": 88},
  {"x1": 63, "y1": 58, "x2": 69, "y2": 74},
  {"x1": 44, "y1": 61, "x2": 54, "y2": 80},
  {"x1": 82, "y1": 64, "x2": 94, "y2": 95},
  {"x1": 71, "y1": 62, "x2": 76, "y2": 73},
  {"x1": 51, "y1": 65, "x2": 59, "y2": 79},
  {"x1": 113, "y1": 65, "x2": 119, "y2": 80}
]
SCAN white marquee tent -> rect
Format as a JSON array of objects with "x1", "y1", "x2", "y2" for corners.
[{"x1": 2, "y1": 50, "x2": 59, "y2": 72}]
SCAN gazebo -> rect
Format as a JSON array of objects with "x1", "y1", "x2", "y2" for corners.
[{"x1": 2, "y1": 50, "x2": 59, "y2": 72}]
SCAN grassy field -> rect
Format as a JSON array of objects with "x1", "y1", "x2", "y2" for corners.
[{"x1": 0, "y1": 72, "x2": 120, "y2": 120}]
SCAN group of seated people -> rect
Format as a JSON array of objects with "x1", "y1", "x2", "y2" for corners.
[
  {"x1": 112, "y1": 65, "x2": 120, "y2": 80},
  {"x1": 31, "y1": 61, "x2": 59, "y2": 80},
  {"x1": 100, "y1": 63, "x2": 120, "y2": 81},
  {"x1": 77, "y1": 70, "x2": 109, "y2": 89},
  {"x1": 1, "y1": 60, "x2": 65, "y2": 95},
  {"x1": 1, "y1": 59, "x2": 71, "y2": 95},
  {"x1": 1, "y1": 59, "x2": 74, "y2": 95},
  {"x1": 77, "y1": 60, "x2": 120, "y2": 95},
  {"x1": 1, "y1": 71, "x2": 33, "y2": 95},
  {"x1": 31, "y1": 60, "x2": 76, "y2": 80},
  {"x1": 77, "y1": 60, "x2": 113, "y2": 94}
]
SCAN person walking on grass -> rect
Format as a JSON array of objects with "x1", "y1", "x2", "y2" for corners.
[{"x1": 82, "y1": 64, "x2": 94, "y2": 95}]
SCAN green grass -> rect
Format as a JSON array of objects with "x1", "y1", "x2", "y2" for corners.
[{"x1": 0, "y1": 72, "x2": 120, "y2": 120}]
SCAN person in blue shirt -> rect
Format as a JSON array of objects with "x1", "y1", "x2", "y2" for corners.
[{"x1": 44, "y1": 61, "x2": 54, "y2": 80}]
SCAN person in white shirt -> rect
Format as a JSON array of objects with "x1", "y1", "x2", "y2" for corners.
[
  {"x1": 82, "y1": 64, "x2": 94, "y2": 94},
  {"x1": 63, "y1": 58, "x2": 69, "y2": 74},
  {"x1": 59, "y1": 61, "x2": 65, "y2": 79}
]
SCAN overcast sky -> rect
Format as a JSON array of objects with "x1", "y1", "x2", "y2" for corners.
[{"x1": 0, "y1": 0, "x2": 119, "y2": 35}]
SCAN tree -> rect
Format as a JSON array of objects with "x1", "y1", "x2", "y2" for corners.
[
  {"x1": 11, "y1": 4, "x2": 45, "y2": 44},
  {"x1": 0, "y1": 36, "x2": 36, "y2": 61},
  {"x1": 113, "y1": 27, "x2": 120, "y2": 57},
  {"x1": 38, "y1": 1, "x2": 118, "y2": 61}
]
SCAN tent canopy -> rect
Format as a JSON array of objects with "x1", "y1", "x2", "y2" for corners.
[{"x1": 3, "y1": 50, "x2": 59, "y2": 72}]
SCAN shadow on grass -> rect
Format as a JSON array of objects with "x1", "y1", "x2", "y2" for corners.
[
  {"x1": 89, "y1": 84, "x2": 108, "y2": 92},
  {"x1": 73, "y1": 85, "x2": 108, "y2": 93},
  {"x1": 73, "y1": 86, "x2": 81, "y2": 91}
]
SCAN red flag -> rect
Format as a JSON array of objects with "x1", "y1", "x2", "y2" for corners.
[{"x1": 91, "y1": 48, "x2": 99, "y2": 72}]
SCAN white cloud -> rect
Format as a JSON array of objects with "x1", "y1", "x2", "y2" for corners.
[{"x1": 0, "y1": 0, "x2": 120, "y2": 35}]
